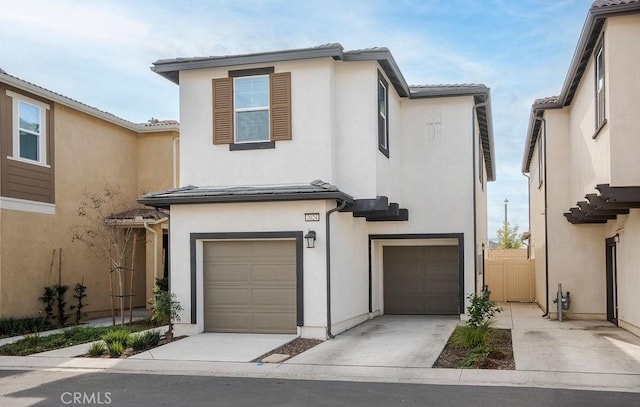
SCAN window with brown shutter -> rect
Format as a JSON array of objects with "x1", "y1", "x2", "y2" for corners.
[
  {"x1": 212, "y1": 77, "x2": 233, "y2": 145},
  {"x1": 212, "y1": 68, "x2": 291, "y2": 148},
  {"x1": 270, "y1": 72, "x2": 291, "y2": 141}
]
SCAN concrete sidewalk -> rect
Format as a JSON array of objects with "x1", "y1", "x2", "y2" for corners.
[{"x1": 1, "y1": 303, "x2": 639, "y2": 393}]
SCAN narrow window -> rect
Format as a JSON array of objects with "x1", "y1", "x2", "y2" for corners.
[
  {"x1": 538, "y1": 129, "x2": 544, "y2": 188},
  {"x1": 378, "y1": 72, "x2": 389, "y2": 157},
  {"x1": 18, "y1": 101, "x2": 42, "y2": 161},
  {"x1": 234, "y1": 75, "x2": 269, "y2": 143},
  {"x1": 6, "y1": 91, "x2": 49, "y2": 166},
  {"x1": 595, "y1": 39, "x2": 606, "y2": 130}
]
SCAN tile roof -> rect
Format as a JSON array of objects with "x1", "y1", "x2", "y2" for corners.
[
  {"x1": 107, "y1": 208, "x2": 169, "y2": 221},
  {"x1": 523, "y1": 0, "x2": 640, "y2": 173},
  {"x1": 0, "y1": 70, "x2": 179, "y2": 133},
  {"x1": 592, "y1": 0, "x2": 640, "y2": 8},
  {"x1": 533, "y1": 96, "x2": 560, "y2": 106},
  {"x1": 138, "y1": 180, "x2": 355, "y2": 208}
]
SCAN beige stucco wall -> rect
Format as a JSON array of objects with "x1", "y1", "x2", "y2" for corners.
[
  {"x1": 607, "y1": 15, "x2": 640, "y2": 186},
  {"x1": 528, "y1": 15, "x2": 640, "y2": 322},
  {"x1": 0, "y1": 104, "x2": 176, "y2": 318},
  {"x1": 528, "y1": 133, "x2": 547, "y2": 311}
]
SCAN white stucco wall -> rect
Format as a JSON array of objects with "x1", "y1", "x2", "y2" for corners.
[
  {"x1": 169, "y1": 201, "x2": 331, "y2": 337},
  {"x1": 178, "y1": 58, "x2": 335, "y2": 187},
  {"x1": 170, "y1": 56, "x2": 490, "y2": 335},
  {"x1": 333, "y1": 62, "x2": 378, "y2": 198}
]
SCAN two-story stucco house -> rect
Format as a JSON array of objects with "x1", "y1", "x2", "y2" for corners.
[
  {"x1": 0, "y1": 69, "x2": 179, "y2": 319},
  {"x1": 140, "y1": 44, "x2": 495, "y2": 339},
  {"x1": 522, "y1": 0, "x2": 640, "y2": 336}
]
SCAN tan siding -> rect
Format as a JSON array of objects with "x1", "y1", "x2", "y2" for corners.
[
  {"x1": 0, "y1": 86, "x2": 12, "y2": 193},
  {"x1": 0, "y1": 84, "x2": 54, "y2": 203},
  {"x1": 212, "y1": 78, "x2": 233, "y2": 144},
  {"x1": 270, "y1": 72, "x2": 291, "y2": 141}
]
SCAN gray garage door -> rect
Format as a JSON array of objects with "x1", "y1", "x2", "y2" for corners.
[
  {"x1": 383, "y1": 245, "x2": 459, "y2": 315},
  {"x1": 203, "y1": 240, "x2": 297, "y2": 333}
]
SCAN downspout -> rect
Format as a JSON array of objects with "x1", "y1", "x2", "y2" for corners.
[
  {"x1": 143, "y1": 221, "x2": 158, "y2": 284},
  {"x1": 535, "y1": 116, "x2": 550, "y2": 317},
  {"x1": 326, "y1": 199, "x2": 348, "y2": 339},
  {"x1": 472, "y1": 97, "x2": 489, "y2": 295},
  {"x1": 172, "y1": 137, "x2": 180, "y2": 188}
]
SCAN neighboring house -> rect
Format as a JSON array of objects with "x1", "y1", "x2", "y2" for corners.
[
  {"x1": 139, "y1": 44, "x2": 495, "y2": 339},
  {"x1": 522, "y1": 1, "x2": 640, "y2": 336},
  {"x1": 0, "y1": 70, "x2": 179, "y2": 319}
]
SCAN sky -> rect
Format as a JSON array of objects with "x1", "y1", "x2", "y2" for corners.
[{"x1": 0, "y1": 0, "x2": 592, "y2": 240}]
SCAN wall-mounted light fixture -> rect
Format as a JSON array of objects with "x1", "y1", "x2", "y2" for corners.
[{"x1": 304, "y1": 230, "x2": 317, "y2": 248}]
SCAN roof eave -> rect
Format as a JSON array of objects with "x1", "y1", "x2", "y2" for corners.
[
  {"x1": 559, "y1": 2, "x2": 640, "y2": 106},
  {"x1": 343, "y1": 49, "x2": 410, "y2": 97},
  {"x1": 151, "y1": 44, "x2": 346, "y2": 86},
  {"x1": 138, "y1": 191, "x2": 355, "y2": 208},
  {"x1": 0, "y1": 71, "x2": 178, "y2": 134},
  {"x1": 521, "y1": 101, "x2": 562, "y2": 173}
]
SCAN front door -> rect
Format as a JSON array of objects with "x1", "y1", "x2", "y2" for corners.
[{"x1": 605, "y1": 237, "x2": 618, "y2": 325}]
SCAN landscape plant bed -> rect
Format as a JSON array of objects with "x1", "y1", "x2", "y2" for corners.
[
  {"x1": 433, "y1": 326, "x2": 515, "y2": 369},
  {"x1": 253, "y1": 337, "x2": 324, "y2": 362},
  {"x1": 0, "y1": 322, "x2": 158, "y2": 356},
  {"x1": 84, "y1": 334, "x2": 186, "y2": 359}
]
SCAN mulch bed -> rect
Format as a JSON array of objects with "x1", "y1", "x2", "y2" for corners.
[
  {"x1": 433, "y1": 328, "x2": 515, "y2": 369},
  {"x1": 252, "y1": 338, "x2": 324, "y2": 362}
]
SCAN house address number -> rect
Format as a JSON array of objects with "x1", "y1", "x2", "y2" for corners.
[{"x1": 305, "y1": 213, "x2": 320, "y2": 222}]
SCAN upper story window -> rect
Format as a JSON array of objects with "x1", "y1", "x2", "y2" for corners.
[
  {"x1": 378, "y1": 71, "x2": 389, "y2": 157},
  {"x1": 6, "y1": 90, "x2": 49, "y2": 166},
  {"x1": 212, "y1": 68, "x2": 291, "y2": 150},
  {"x1": 234, "y1": 75, "x2": 269, "y2": 143},
  {"x1": 595, "y1": 38, "x2": 606, "y2": 131}
]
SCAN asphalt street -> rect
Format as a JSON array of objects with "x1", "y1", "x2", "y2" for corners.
[{"x1": 1, "y1": 370, "x2": 639, "y2": 407}]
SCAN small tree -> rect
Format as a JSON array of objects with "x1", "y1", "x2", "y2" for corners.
[
  {"x1": 151, "y1": 283, "x2": 182, "y2": 342},
  {"x1": 70, "y1": 185, "x2": 136, "y2": 326},
  {"x1": 496, "y1": 222, "x2": 522, "y2": 249}
]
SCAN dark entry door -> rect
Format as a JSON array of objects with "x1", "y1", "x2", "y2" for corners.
[{"x1": 605, "y1": 237, "x2": 618, "y2": 325}]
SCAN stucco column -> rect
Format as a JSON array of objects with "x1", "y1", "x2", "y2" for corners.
[{"x1": 144, "y1": 223, "x2": 163, "y2": 310}]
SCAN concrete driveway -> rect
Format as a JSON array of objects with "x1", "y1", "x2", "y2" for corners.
[
  {"x1": 494, "y1": 302, "x2": 640, "y2": 375},
  {"x1": 286, "y1": 315, "x2": 458, "y2": 368},
  {"x1": 130, "y1": 333, "x2": 297, "y2": 362}
]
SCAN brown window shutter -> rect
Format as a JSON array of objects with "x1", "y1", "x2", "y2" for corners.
[
  {"x1": 270, "y1": 72, "x2": 291, "y2": 141},
  {"x1": 212, "y1": 77, "x2": 233, "y2": 144}
]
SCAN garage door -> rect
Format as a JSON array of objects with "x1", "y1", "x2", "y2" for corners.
[
  {"x1": 383, "y1": 246, "x2": 459, "y2": 314},
  {"x1": 203, "y1": 240, "x2": 297, "y2": 333}
]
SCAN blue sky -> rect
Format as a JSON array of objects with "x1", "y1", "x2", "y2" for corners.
[{"x1": 1, "y1": 0, "x2": 592, "y2": 239}]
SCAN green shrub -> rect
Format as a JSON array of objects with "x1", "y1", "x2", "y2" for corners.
[
  {"x1": 0, "y1": 317, "x2": 51, "y2": 336},
  {"x1": 101, "y1": 329, "x2": 130, "y2": 346},
  {"x1": 107, "y1": 341, "x2": 124, "y2": 357},
  {"x1": 88, "y1": 342, "x2": 106, "y2": 357},
  {"x1": 141, "y1": 330, "x2": 161, "y2": 347},
  {"x1": 23, "y1": 333, "x2": 42, "y2": 347},
  {"x1": 451, "y1": 322, "x2": 493, "y2": 349},
  {"x1": 467, "y1": 288, "x2": 501, "y2": 329},
  {"x1": 127, "y1": 333, "x2": 146, "y2": 351}
]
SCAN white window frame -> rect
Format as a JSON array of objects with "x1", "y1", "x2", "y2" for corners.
[
  {"x1": 378, "y1": 78, "x2": 388, "y2": 151},
  {"x1": 233, "y1": 75, "x2": 270, "y2": 144},
  {"x1": 6, "y1": 90, "x2": 50, "y2": 167}
]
